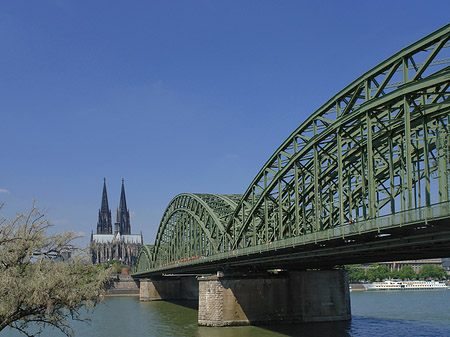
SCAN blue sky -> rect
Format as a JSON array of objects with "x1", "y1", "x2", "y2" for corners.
[{"x1": 1, "y1": 1, "x2": 449, "y2": 247}]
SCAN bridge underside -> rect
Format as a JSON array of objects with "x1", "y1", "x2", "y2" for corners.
[{"x1": 224, "y1": 218, "x2": 450, "y2": 271}]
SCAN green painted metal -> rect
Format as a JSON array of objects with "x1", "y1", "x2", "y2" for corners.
[
  {"x1": 134, "y1": 244, "x2": 154, "y2": 273},
  {"x1": 227, "y1": 23, "x2": 450, "y2": 250},
  {"x1": 134, "y1": 23, "x2": 450, "y2": 275},
  {"x1": 138, "y1": 193, "x2": 241, "y2": 270}
]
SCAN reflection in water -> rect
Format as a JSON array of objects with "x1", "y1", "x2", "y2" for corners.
[
  {"x1": 1, "y1": 291, "x2": 450, "y2": 336},
  {"x1": 258, "y1": 321, "x2": 352, "y2": 337}
]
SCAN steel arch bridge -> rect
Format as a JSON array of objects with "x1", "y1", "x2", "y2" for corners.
[{"x1": 134, "y1": 24, "x2": 450, "y2": 276}]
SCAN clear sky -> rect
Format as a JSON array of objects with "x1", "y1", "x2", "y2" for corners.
[{"x1": 1, "y1": 1, "x2": 449, "y2": 247}]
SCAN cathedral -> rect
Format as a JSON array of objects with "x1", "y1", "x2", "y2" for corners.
[{"x1": 90, "y1": 179, "x2": 143, "y2": 265}]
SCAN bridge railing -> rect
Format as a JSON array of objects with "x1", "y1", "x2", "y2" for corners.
[
  {"x1": 231, "y1": 201, "x2": 450, "y2": 258},
  {"x1": 351, "y1": 201, "x2": 450, "y2": 236},
  {"x1": 140, "y1": 201, "x2": 450, "y2": 274}
]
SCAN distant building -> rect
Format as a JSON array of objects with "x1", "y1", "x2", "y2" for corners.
[
  {"x1": 377, "y1": 259, "x2": 444, "y2": 273},
  {"x1": 54, "y1": 251, "x2": 72, "y2": 262},
  {"x1": 90, "y1": 179, "x2": 143, "y2": 265},
  {"x1": 441, "y1": 258, "x2": 450, "y2": 275},
  {"x1": 59, "y1": 251, "x2": 72, "y2": 261}
]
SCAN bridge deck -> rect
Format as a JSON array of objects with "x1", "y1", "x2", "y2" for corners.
[{"x1": 133, "y1": 203, "x2": 450, "y2": 277}]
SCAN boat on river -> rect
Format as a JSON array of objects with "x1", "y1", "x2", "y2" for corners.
[{"x1": 363, "y1": 280, "x2": 449, "y2": 290}]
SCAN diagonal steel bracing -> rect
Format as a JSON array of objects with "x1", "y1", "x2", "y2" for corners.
[{"x1": 134, "y1": 23, "x2": 450, "y2": 276}]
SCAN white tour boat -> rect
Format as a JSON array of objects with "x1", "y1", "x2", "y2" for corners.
[{"x1": 363, "y1": 280, "x2": 449, "y2": 290}]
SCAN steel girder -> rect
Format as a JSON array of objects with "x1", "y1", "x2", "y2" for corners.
[
  {"x1": 135, "y1": 244, "x2": 154, "y2": 273},
  {"x1": 226, "y1": 23, "x2": 450, "y2": 249},
  {"x1": 136, "y1": 23, "x2": 450, "y2": 273},
  {"x1": 142, "y1": 193, "x2": 241, "y2": 270}
]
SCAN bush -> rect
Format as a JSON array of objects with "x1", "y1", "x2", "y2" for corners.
[{"x1": 0, "y1": 204, "x2": 113, "y2": 336}]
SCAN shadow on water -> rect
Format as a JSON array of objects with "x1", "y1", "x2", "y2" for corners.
[
  {"x1": 257, "y1": 320, "x2": 352, "y2": 337},
  {"x1": 4, "y1": 292, "x2": 450, "y2": 337},
  {"x1": 196, "y1": 316, "x2": 449, "y2": 337},
  {"x1": 165, "y1": 299, "x2": 198, "y2": 310},
  {"x1": 145, "y1": 299, "x2": 353, "y2": 337},
  {"x1": 194, "y1": 320, "x2": 352, "y2": 337}
]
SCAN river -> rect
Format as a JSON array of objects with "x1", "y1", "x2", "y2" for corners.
[{"x1": 1, "y1": 290, "x2": 450, "y2": 336}]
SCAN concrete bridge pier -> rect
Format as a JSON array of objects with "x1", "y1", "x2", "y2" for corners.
[
  {"x1": 198, "y1": 270, "x2": 350, "y2": 326},
  {"x1": 139, "y1": 276, "x2": 198, "y2": 301}
]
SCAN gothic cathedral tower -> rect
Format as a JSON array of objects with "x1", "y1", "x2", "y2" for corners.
[
  {"x1": 115, "y1": 179, "x2": 131, "y2": 235},
  {"x1": 97, "y1": 178, "x2": 112, "y2": 234},
  {"x1": 91, "y1": 178, "x2": 143, "y2": 265}
]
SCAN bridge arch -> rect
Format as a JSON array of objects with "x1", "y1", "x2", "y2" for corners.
[
  {"x1": 135, "y1": 23, "x2": 450, "y2": 273},
  {"x1": 139, "y1": 193, "x2": 241, "y2": 270},
  {"x1": 226, "y1": 23, "x2": 450, "y2": 249},
  {"x1": 135, "y1": 244, "x2": 154, "y2": 272}
]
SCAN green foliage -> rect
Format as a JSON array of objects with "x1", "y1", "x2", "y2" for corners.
[
  {"x1": 345, "y1": 263, "x2": 447, "y2": 283},
  {"x1": 366, "y1": 264, "x2": 391, "y2": 282},
  {"x1": 346, "y1": 264, "x2": 366, "y2": 282},
  {"x1": 103, "y1": 260, "x2": 124, "y2": 274},
  {"x1": 0, "y1": 204, "x2": 113, "y2": 336},
  {"x1": 399, "y1": 265, "x2": 417, "y2": 280},
  {"x1": 419, "y1": 264, "x2": 447, "y2": 280},
  {"x1": 390, "y1": 269, "x2": 401, "y2": 279}
]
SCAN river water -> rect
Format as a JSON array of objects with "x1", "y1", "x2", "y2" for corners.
[{"x1": 2, "y1": 290, "x2": 450, "y2": 336}]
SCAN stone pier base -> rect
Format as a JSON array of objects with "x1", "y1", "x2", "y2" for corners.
[
  {"x1": 139, "y1": 277, "x2": 198, "y2": 301},
  {"x1": 198, "y1": 270, "x2": 350, "y2": 326}
]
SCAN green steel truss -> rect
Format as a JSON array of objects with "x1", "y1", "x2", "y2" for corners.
[
  {"x1": 136, "y1": 244, "x2": 154, "y2": 272},
  {"x1": 135, "y1": 23, "x2": 450, "y2": 274},
  {"x1": 147, "y1": 193, "x2": 242, "y2": 269}
]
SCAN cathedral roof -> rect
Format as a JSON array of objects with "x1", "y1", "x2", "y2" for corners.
[
  {"x1": 92, "y1": 234, "x2": 114, "y2": 244},
  {"x1": 115, "y1": 233, "x2": 142, "y2": 244},
  {"x1": 92, "y1": 233, "x2": 142, "y2": 244}
]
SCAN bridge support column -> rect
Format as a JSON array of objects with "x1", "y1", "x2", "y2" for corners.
[
  {"x1": 139, "y1": 277, "x2": 198, "y2": 301},
  {"x1": 198, "y1": 270, "x2": 350, "y2": 326}
]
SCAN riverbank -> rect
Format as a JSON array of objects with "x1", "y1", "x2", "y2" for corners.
[
  {"x1": 105, "y1": 274, "x2": 140, "y2": 296},
  {"x1": 105, "y1": 278, "x2": 449, "y2": 296},
  {"x1": 105, "y1": 279, "x2": 369, "y2": 296},
  {"x1": 349, "y1": 283, "x2": 366, "y2": 292}
]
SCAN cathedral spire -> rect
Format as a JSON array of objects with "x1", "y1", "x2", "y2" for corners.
[
  {"x1": 97, "y1": 178, "x2": 112, "y2": 234},
  {"x1": 101, "y1": 178, "x2": 109, "y2": 212},
  {"x1": 119, "y1": 178, "x2": 127, "y2": 212},
  {"x1": 116, "y1": 179, "x2": 131, "y2": 235}
]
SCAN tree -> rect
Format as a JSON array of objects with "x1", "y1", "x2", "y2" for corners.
[
  {"x1": 106, "y1": 260, "x2": 124, "y2": 274},
  {"x1": 366, "y1": 264, "x2": 378, "y2": 282},
  {"x1": 419, "y1": 264, "x2": 447, "y2": 280},
  {"x1": 366, "y1": 264, "x2": 390, "y2": 282},
  {"x1": 346, "y1": 264, "x2": 366, "y2": 282},
  {"x1": 389, "y1": 269, "x2": 401, "y2": 279},
  {"x1": 0, "y1": 204, "x2": 113, "y2": 336},
  {"x1": 399, "y1": 265, "x2": 417, "y2": 280}
]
